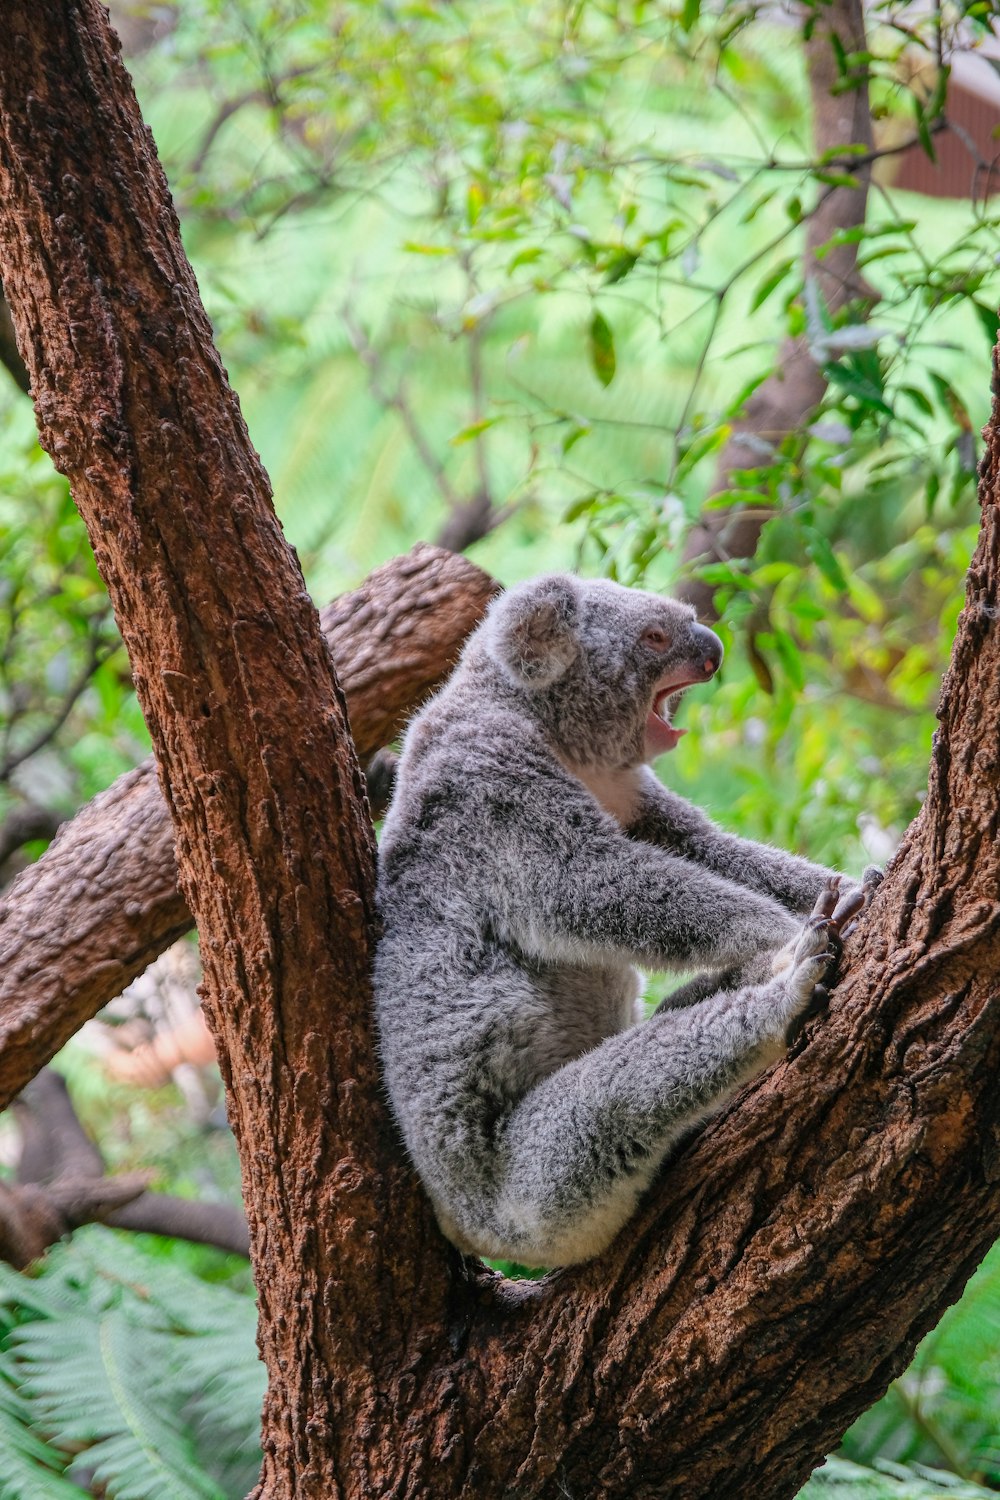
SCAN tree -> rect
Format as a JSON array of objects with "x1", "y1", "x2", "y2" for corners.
[{"x1": 2, "y1": 5, "x2": 1000, "y2": 1500}]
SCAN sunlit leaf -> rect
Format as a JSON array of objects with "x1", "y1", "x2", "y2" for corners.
[{"x1": 588, "y1": 311, "x2": 616, "y2": 388}]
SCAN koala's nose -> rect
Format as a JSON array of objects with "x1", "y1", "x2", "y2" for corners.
[{"x1": 691, "y1": 623, "x2": 724, "y2": 678}]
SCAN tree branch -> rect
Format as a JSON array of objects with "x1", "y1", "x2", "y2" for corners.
[
  {"x1": 677, "y1": 0, "x2": 876, "y2": 619},
  {"x1": 0, "y1": 543, "x2": 497, "y2": 1113},
  {"x1": 0, "y1": 628, "x2": 115, "y2": 781},
  {"x1": 0, "y1": 799, "x2": 62, "y2": 882},
  {"x1": 2, "y1": 8, "x2": 997, "y2": 1500},
  {"x1": 10, "y1": 1068, "x2": 251, "y2": 1261},
  {"x1": 343, "y1": 304, "x2": 506, "y2": 553}
]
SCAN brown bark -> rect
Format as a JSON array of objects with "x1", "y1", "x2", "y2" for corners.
[
  {"x1": 2, "y1": 6, "x2": 1000, "y2": 1500},
  {"x1": 0, "y1": 11, "x2": 456, "y2": 1495},
  {"x1": 0, "y1": 544, "x2": 496, "y2": 1113},
  {"x1": 678, "y1": 0, "x2": 875, "y2": 619},
  {"x1": 0, "y1": 282, "x2": 29, "y2": 392}
]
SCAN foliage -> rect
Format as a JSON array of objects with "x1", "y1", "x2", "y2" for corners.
[
  {"x1": 127, "y1": 0, "x2": 999, "y2": 589},
  {"x1": 0, "y1": 0, "x2": 993, "y2": 873},
  {"x1": 113, "y1": 0, "x2": 1000, "y2": 876},
  {"x1": 0, "y1": 1229, "x2": 262, "y2": 1500},
  {"x1": 838, "y1": 1243, "x2": 1000, "y2": 1488},
  {"x1": 0, "y1": 420, "x2": 142, "y2": 833},
  {"x1": 0, "y1": 1222, "x2": 998, "y2": 1500},
  {"x1": 802, "y1": 1456, "x2": 1000, "y2": 1498},
  {"x1": 1, "y1": 0, "x2": 1000, "y2": 1494}
]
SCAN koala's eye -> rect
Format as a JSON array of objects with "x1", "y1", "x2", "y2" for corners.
[{"x1": 641, "y1": 627, "x2": 670, "y2": 653}]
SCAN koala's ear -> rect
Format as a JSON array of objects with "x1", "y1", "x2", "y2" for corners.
[{"x1": 485, "y1": 575, "x2": 580, "y2": 688}]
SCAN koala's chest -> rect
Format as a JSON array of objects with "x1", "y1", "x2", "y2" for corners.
[{"x1": 556, "y1": 758, "x2": 645, "y2": 826}]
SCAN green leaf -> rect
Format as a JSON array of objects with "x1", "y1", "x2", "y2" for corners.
[
  {"x1": 0, "y1": 1377, "x2": 88, "y2": 1498},
  {"x1": 506, "y1": 246, "x2": 544, "y2": 273},
  {"x1": 825, "y1": 360, "x2": 893, "y2": 417},
  {"x1": 401, "y1": 241, "x2": 452, "y2": 257},
  {"x1": 812, "y1": 169, "x2": 862, "y2": 190},
  {"x1": 680, "y1": 0, "x2": 701, "y2": 31},
  {"x1": 603, "y1": 251, "x2": 638, "y2": 285},
  {"x1": 561, "y1": 424, "x2": 591, "y2": 456},
  {"x1": 929, "y1": 371, "x2": 973, "y2": 432},
  {"x1": 774, "y1": 628, "x2": 805, "y2": 691},
  {"x1": 676, "y1": 424, "x2": 730, "y2": 480},
  {"x1": 914, "y1": 97, "x2": 938, "y2": 163},
  {"x1": 562, "y1": 491, "x2": 599, "y2": 523},
  {"x1": 899, "y1": 384, "x2": 934, "y2": 419},
  {"x1": 750, "y1": 257, "x2": 796, "y2": 312},
  {"x1": 588, "y1": 311, "x2": 616, "y2": 388},
  {"x1": 0, "y1": 1233, "x2": 263, "y2": 1500},
  {"x1": 971, "y1": 299, "x2": 999, "y2": 352},
  {"x1": 818, "y1": 142, "x2": 871, "y2": 165},
  {"x1": 830, "y1": 29, "x2": 848, "y2": 75},
  {"x1": 739, "y1": 189, "x2": 775, "y2": 224},
  {"x1": 804, "y1": 529, "x2": 850, "y2": 593},
  {"x1": 466, "y1": 180, "x2": 485, "y2": 226},
  {"x1": 450, "y1": 417, "x2": 498, "y2": 446}
]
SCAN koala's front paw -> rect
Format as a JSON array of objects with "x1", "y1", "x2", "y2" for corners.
[
  {"x1": 775, "y1": 880, "x2": 865, "y2": 1041},
  {"x1": 830, "y1": 867, "x2": 882, "y2": 939}
]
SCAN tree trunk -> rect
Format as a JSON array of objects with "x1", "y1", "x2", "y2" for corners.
[
  {"x1": 677, "y1": 0, "x2": 875, "y2": 620},
  {"x1": 1, "y1": 6, "x2": 999, "y2": 1500},
  {"x1": 0, "y1": 543, "x2": 497, "y2": 1112}
]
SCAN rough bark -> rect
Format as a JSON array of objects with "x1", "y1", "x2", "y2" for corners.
[
  {"x1": 2, "y1": 7, "x2": 1000, "y2": 1500},
  {"x1": 0, "y1": 544, "x2": 496, "y2": 1112},
  {"x1": 0, "y1": 11, "x2": 452, "y2": 1497},
  {"x1": 0, "y1": 282, "x2": 29, "y2": 393},
  {"x1": 677, "y1": 0, "x2": 875, "y2": 619}
]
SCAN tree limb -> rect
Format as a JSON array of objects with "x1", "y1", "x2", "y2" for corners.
[
  {"x1": 343, "y1": 305, "x2": 506, "y2": 553},
  {"x1": 11, "y1": 1068, "x2": 251, "y2": 1260},
  {"x1": 0, "y1": 799, "x2": 62, "y2": 882},
  {"x1": 1, "y1": 7, "x2": 997, "y2": 1500},
  {"x1": 0, "y1": 543, "x2": 497, "y2": 1113}
]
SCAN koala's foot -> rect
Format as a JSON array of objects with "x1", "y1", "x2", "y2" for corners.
[{"x1": 774, "y1": 879, "x2": 865, "y2": 1042}]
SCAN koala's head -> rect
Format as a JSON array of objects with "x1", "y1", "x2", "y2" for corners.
[{"x1": 481, "y1": 573, "x2": 724, "y2": 768}]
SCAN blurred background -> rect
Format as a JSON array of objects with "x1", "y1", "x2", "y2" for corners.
[{"x1": 1, "y1": 2, "x2": 999, "y2": 1495}]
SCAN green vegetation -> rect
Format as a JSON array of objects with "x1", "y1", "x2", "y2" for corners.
[{"x1": 1, "y1": 0, "x2": 1000, "y2": 1493}]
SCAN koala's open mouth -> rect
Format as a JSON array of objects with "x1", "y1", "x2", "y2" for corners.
[{"x1": 645, "y1": 681, "x2": 699, "y2": 757}]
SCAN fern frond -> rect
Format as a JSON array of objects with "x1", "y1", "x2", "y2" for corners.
[
  {"x1": 0, "y1": 1373, "x2": 89, "y2": 1499},
  {"x1": 801, "y1": 1456, "x2": 999, "y2": 1498},
  {"x1": 0, "y1": 1228, "x2": 262, "y2": 1500},
  {"x1": 12, "y1": 1311, "x2": 226, "y2": 1500}
]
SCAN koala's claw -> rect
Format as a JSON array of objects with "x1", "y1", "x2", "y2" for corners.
[
  {"x1": 806, "y1": 879, "x2": 865, "y2": 948},
  {"x1": 785, "y1": 980, "x2": 830, "y2": 1046},
  {"x1": 778, "y1": 878, "x2": 865, "y2": 1044},
  {"x1": 810, "y1": 880, "x2": 841, "y2": 922},
  {"x1": 832, "y1": 885, "x2": 865, "y2": 927}
]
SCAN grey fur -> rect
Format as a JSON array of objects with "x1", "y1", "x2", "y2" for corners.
[{"x1": 375, "y1": 574, "x2": 855, "y2": 1268}]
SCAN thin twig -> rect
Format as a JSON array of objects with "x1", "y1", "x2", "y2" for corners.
[
  {"x1": 0, "y1": 631, "x2": 117, "y2": 781},
  {"x1": 342, "y1": 304, "x2": 466, "y2": 514}
]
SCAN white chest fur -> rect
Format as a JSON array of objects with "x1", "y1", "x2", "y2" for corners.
[{"x1": 555, "y1": 757, "x2": 647, "y2": 826}]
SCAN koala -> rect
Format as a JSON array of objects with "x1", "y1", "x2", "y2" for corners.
[{"x1": 374, "y1": 574, "x2": 863, "y2": 1268}]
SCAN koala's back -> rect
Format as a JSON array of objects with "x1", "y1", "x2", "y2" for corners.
[{"x1": 374, "y1": 670, "x2": 639, "y2": 1252}]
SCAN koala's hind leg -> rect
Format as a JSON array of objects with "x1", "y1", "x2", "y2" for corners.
[
  {"x1": 652, "y1": 967, "x2": 743, "y2": 1014},
  {"x1": 493, "y1": 884, "x2": 858, "y2": 1267}
]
